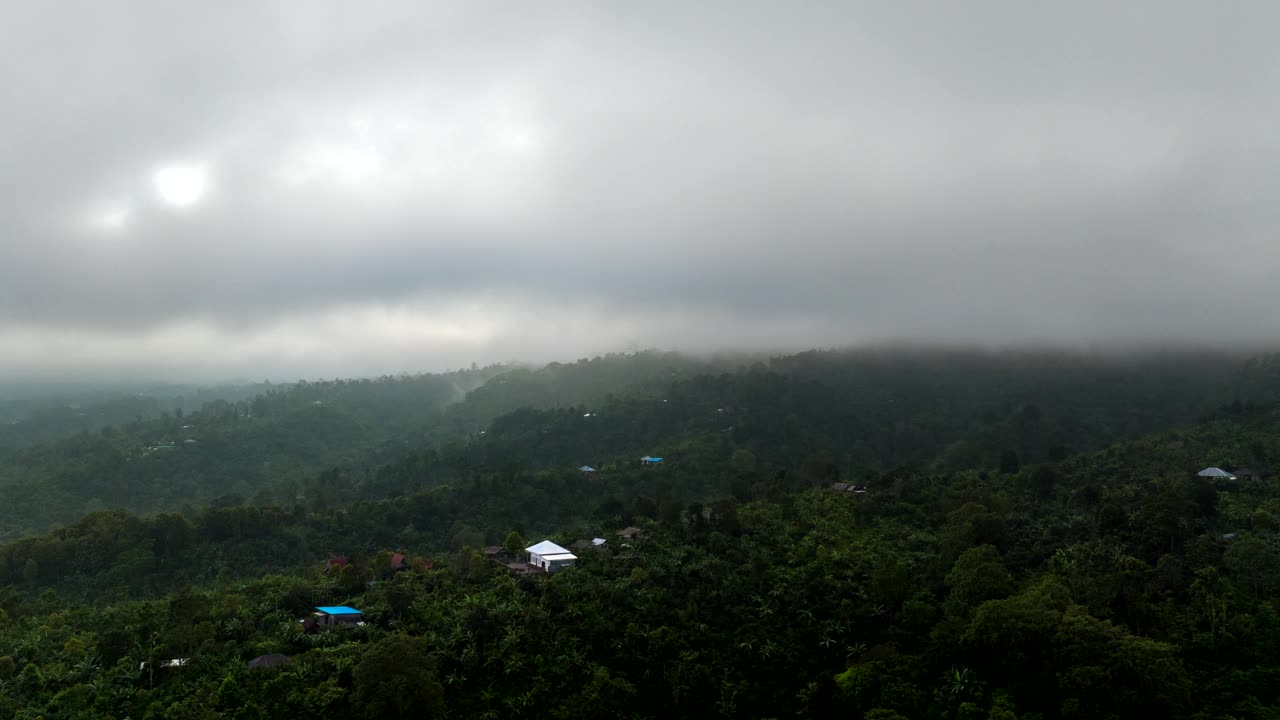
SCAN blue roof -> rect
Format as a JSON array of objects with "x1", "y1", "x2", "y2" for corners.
[{"x1": 315, "y1": 606, "x2": 363, "y2": 615}]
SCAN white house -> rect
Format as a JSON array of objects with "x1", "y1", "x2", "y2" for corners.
[
  {"x1": 1198, "y1": 467, "x2": 1237, "y2": 480},
  {"x1": 526, "y1": 540, "x2": 577, "y2": 573}
]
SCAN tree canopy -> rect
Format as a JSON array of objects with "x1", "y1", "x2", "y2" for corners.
[{"x1": 2, "y1": 348, "x2": 1280, "y2": 717}]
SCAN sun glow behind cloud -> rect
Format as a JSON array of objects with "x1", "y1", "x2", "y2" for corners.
[
  {"x1": 152, "y1": 164, "x2": 209, "y2": 207},
  {"x1": 76, "y1": 88, "x2": 551, "y2": 243},
  {"x1": 12, "y1": 2, "x2": 1280, "y2": 379}
]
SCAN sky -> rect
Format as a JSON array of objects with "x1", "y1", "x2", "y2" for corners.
[{"x1": 1, "y1": 2, "x2": 1278, "y2": 380}]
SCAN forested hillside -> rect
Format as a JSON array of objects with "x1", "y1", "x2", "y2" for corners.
[
  {"x1": 4, "y1": 395, "x2": 1280, "y2": 717},
  {"x1": 0, "y1": 382, "x2": 275, "y2": 450},
  {"x1": 0, "y1": 369, "x2": 497, "y2": 540},
  {"x1": 5, "y1": 350, "x2": 1280, "y2": 718},
  {"x1": 0, "y1": 353, "x2": 723, "y2": 539},
  {"x1": 0, "y1": 349, "x2": 1258, "y2": 541}
]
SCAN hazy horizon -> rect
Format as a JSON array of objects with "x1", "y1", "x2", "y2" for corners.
[
  {"x1": 4, "y1": 2, "x2": 1280, "y2": 379},
  {"x1": 0, "y1": 341, "x2": 1273, "y2": 387}
]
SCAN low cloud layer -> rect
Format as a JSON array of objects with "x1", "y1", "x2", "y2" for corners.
[{"x1": 3, "y1": 2, "x2": 1279, "y2": 379}]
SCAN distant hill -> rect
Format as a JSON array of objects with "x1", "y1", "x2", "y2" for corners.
[
  {"x1": 0, "y1": 347, "x2": 1269, "y2": 542},
  {"x1": 0, "y1": 381, "x2": 277, "y2": 448},
  {"x1": 5, "y1": 350, "x2": 1280, "y2": 718},
  {"x1": 0, "y1": 369, "x2": 497, "y2": 540},
  {"x1": 0, "y1": 353, "x2": 728, "y2": 539},
  {"x1": 3, "y1": 373, "x2": 1280, "y2": 718}
]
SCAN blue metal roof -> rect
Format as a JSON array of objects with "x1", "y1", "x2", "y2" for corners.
[{"x1": 315, "y1": 606, "x2": 363, "y2": 615}]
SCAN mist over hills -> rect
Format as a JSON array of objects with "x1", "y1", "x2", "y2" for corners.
[
  {"x1": 7, "y1": 1, "x2": 1280, "y2": 715},
  {"x1": 0, "y1": 346, "x2": 1269, "y2": 541},
  {"x1": 4, "y1": 346, "x2": 1280, "y2": 717}
]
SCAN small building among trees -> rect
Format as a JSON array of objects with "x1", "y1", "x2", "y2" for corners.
[
  {"x1": 525, "y1": 540, "x2": 577, "y2": 573},
  {"x1": 248, "y1": 654, "x2": 292, "y2": 670},
  {"x1": 571, "y1": 537, "x2": 607, "y2": 552},
  {"x1": 312, "y1": 605, "x2": 365, "y2": 629}
]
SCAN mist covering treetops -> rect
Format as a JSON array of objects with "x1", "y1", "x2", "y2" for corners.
[
  {"x1": 2, "y1": 349, "x2": 1280, "y2": 716},
  {"x1": 0, "y1": 348, "x2": 1272, "y2": 541}
]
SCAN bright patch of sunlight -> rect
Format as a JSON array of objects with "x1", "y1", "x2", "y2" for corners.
[{"x1": 152, "y1": 164, "x2": 209, "y2": 207}]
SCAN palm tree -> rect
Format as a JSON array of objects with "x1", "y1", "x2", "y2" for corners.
[
  {"x1": 133, "y1": 631, "x2": 163, "y2": 688},
  {"x1": 73, "y1": 653, "x2": 101, "y2": 678},
  {"x1": 844, "y1": 642, "x2": 868, "y2": 662},
  {"x1": 939, "y1": 665, "x2": 986, "y2": 714}
]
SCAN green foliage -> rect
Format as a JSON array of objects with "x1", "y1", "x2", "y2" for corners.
[
  {"x1": 987, "y1": 690, "x2": 1019, "y2": 720},
  {"x1": 0, "y1": 367, "x2": 507, "y2": 539},
  {"x1": 353, "y1": 635, "x2": 444, "y2": 718},
  {"x1": 2, "y1": 349, "x2": 1280, "y2": 717},
  {"x1": 0, "y1": 380, "x2": 273, "y2": 449},
  {"x1": 946, "y1": 546, "x2": 1014, "y2": 613},
  {"x1": 503, "y1": 530, "x2": 526, "y2": 556},
  {"x1": 0, "y1": 349, "x2": 1255, "y2": 541}
]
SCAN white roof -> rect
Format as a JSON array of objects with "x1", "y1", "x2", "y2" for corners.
[
  {"x1": 526, "y1": 540, "x2": 571, "y2": 555},
  {"x1": 542, "y1": 552, "x2": 578, "y2": 561},
  {"x1": 592, "y1": 537, "x2": 607, "y2": 545},
  {"x1": 1198, "y1": 467, "x2": 1236, "y2": 478}
]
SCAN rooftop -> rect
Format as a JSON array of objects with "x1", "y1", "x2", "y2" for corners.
[
  {"x1": 526, "y1": 539, "x2": 571, "y2": 556},
  {"x1": 314, "y1": 605, "x2": 363, "y2": 615},
  {"x1": 248, "y1": 654, "x2": 292, "y2": 669}
]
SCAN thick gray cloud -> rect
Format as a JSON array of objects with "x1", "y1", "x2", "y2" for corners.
[{"x1": 1, "y1": 1, "x2": 1278, "y2": 379}]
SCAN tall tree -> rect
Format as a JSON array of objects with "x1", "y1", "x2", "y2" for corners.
[{"x1": 353, "y1": 635, "x2": 444, "y2": 719}]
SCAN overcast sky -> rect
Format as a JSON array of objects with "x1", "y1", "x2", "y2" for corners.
[{"x1": 1, "y1": 2, "x2": 1277, "y2": 379}]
